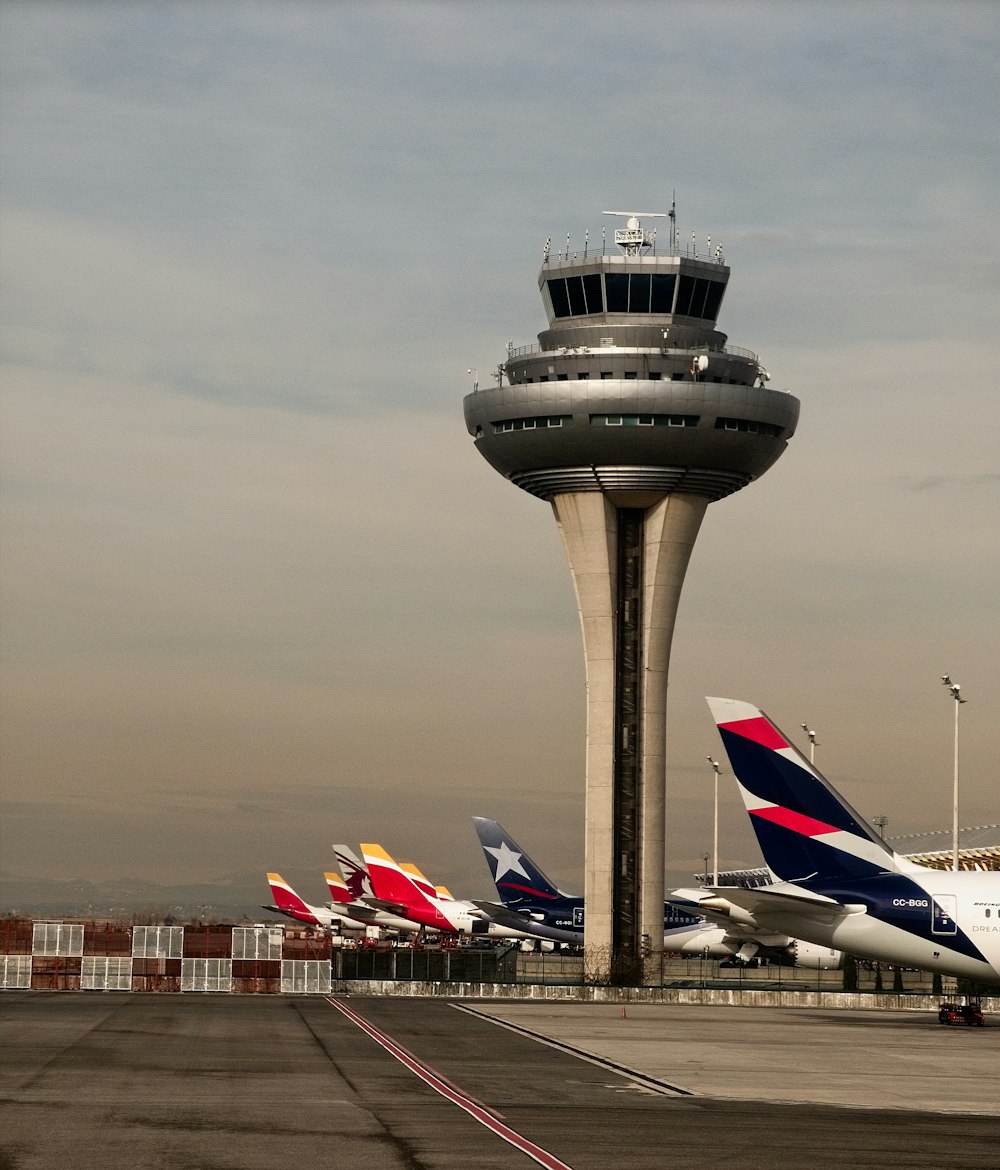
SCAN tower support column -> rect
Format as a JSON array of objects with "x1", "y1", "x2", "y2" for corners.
[{"x1": 553, "y1": 491, "x2": 708, "y2": 985}]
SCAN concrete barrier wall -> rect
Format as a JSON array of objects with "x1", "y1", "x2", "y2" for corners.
[{"x1": 335, "y1": 979, "x2": 1000, "y2": 1013}]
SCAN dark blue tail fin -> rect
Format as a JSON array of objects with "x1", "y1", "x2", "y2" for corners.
[
  {"x1": 707, "y1": 697, "x2": 911, "y2": 884},
  {"x1": 472, "y1": 817, "x2": 571, "y2": 907}
]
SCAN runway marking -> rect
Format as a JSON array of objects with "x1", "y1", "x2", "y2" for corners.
[
  {"x1": 454, "y1": 1003, "x2": 694, "y2": 1097},
  {"x1": 325, "y1": 996, "x2": 576, "y2": 1170}
]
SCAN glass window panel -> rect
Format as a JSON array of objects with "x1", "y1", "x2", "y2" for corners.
[
  {"x1": 628, "y1": 273, "x2": 651, "y2": 312},
  {"x1": 547, "y1": 278, "x2": 570, "y2": 318},
  {"x1": 604, "y1": 273, "x2": 628, "y2": 312},
  {"x1": 567, "y1": 275, "x2": 587, "y2": 316},
  {"x1": 650, "y1": 273, "x2": 676, "y2": 313},
  {"x1": 703, "y1": 281, "x2": 725, "y2": 320},
  {"x1": 582, "y1": 273, "x2": 603, "y2": 314},
  {"x1": 675, "y1": 275, "x2": 697, "y2": 316}
]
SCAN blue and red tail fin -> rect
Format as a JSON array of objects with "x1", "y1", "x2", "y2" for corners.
[
  {"x1": 473, "y1": 817, "x2": 570, "y2": 907},
  {"x1": 706, "y1": 697, "x2": 912, "y2": 885}
]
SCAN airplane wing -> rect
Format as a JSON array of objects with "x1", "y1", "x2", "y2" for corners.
[
  {"x1": 360, "y1": 895, "x2": 419, "y2": 919},
  {"x1": 678, "y1": 884, "x2": 856, "y2": 931}
]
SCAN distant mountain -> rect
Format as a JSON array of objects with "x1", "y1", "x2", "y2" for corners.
[{"x1": 0, "y1": 871, "x2": 272, "y2": 923}]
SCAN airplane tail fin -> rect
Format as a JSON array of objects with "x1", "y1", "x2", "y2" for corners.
[
  {"x1": 361, "y1": 844, "x2": 426, "y2": 907},
  {"x1": 472, "y1": 817, "x2": 570, "y2": 907},
  {"x1": 333, "y1": 844, "x2": 373, "y2": 900},
  {"x1": 324, "y1": 871, "x2": 352, "y2": 903},
  {"x1": 266, "y1": 873, "x2": 319, "y2": 923},
  {"x1": 399, "y1": 863, "x2": 442, "y2": 901},
  {"x1": 707, "y1": 697, "x2": 916, "y2": 884}
]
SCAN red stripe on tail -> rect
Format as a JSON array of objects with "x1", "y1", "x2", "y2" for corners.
[
  {"x1": 751, "y1": 805, "x2": 839, "y2": 838},
  {"x1": 718, "y1": 716, "x2": 788, "y2": 750}
]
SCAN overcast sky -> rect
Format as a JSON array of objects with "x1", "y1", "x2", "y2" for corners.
[{"x1": 2, "y1": 1, "x2": 997, "y2": 909}]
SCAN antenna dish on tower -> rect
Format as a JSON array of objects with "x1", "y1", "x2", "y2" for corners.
[{"x1": 602, "y1": 210, "x2": 668, "y2": 257}]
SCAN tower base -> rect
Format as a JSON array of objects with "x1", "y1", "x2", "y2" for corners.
[{"x1": 552, "y1": 491, "x2": 708, "y2": 985}]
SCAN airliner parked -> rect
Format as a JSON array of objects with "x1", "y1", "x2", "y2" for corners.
[
  {"x1": 699, "y1": 697, "x2": 1000, "y2": 983},
  {"x1": 472, "y1": 818, "x2": 778, "y2": 959},
  {"x1": 322, "y1": 869, "x2": 425, "y2": 936},
  {"x1": 262, "y1": 873, "x2": 368, "y2": 931},
  {"x1": 359, "y1": 842, "x2": 574, "y2": 943}
]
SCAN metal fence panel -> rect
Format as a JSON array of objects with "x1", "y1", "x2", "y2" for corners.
[
  {"x1": 1, "y1": 955, "x2": 32, "y2": 988},
  {"x1": 132, "y1": 926, "x2": 184, "y2": 959},
  {"x1": 181, "y1": 958, "x2": 232, "y2": 992},
  {"x1": 32, "y1": 923, "x2": 84, "y2": 957},
  {"x1": 232, "y1": 926, "x2": 283, "y2": 961},
  {"x1": 81, "y1": 956, "x2": 133, "y2": 990},
  {"x1": 281, "y1": 960, "x2": 331, "y2": 994}
]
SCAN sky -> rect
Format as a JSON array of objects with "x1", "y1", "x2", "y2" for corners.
[{"x1": 1, "y1": 0, "x2": 997, "y2": 911}]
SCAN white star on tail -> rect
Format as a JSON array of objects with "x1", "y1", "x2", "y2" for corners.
[{"x1": 485, "y1": 841, "x2": 531, "y2": 882}]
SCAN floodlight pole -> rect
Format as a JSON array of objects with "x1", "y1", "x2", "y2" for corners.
[
  {"x1": 707, "y1": 756, "x2": 722, "y2": 887},
  {"x1": 800, "y1": 723, "x2": 818, "y2": 766},
  {"x1": 941, "y1": 675, "x2": 966, "y2": 872}
]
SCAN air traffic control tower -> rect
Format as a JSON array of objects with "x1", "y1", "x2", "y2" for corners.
[{"x1": 463, "y1": 210, "x2": 800, "y2": 985}]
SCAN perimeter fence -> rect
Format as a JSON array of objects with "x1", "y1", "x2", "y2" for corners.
[{"x1": 0, "y1": 918, "x2": 987, "y2": 999}]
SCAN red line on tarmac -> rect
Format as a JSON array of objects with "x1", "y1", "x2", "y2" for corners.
[{"x1": 326, "y1": 997, "x2": 575, "y2": 1170}]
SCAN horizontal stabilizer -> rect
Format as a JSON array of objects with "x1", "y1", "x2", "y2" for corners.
[{"x1": 697, "y1": 884, "x2": 851, "y2": 930}]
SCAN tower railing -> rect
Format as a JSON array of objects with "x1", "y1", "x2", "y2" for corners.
[{"x1": 503, "y1": 341, "x2": 760, "y2": 363}]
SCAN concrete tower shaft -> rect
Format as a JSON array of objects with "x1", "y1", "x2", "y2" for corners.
[{"x1": 463, "y1": 212, "x2": 799, "y2": 984}]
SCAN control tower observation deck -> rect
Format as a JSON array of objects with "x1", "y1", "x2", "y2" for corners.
[{"x1": 463, "y1": 210, "x2": 800, "y2": 985}]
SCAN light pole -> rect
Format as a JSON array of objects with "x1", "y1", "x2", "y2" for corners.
[
  {"x1": 941, "y1": 675, "x2": 967, "y2": 872},
  {"x1": 800, "y1": 723, "x2": 819, "y2": 766},
  {"x1": 707, "y1": 756, "x2": 722, "y2": 887}
]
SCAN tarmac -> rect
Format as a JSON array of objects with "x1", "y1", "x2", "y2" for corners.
[
  {"x1": 463, "y1": 1000, "x2": 1000, "y2": 1113},
  {"x1": 2, "y1": 991, "x2": 998, "y2": 1170}
]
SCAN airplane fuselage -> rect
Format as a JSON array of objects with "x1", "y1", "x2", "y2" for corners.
[{"x1": 775, "y1": 870, "x2": 1000, "y2": 982}]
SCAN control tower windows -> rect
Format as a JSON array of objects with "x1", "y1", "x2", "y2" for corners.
[
  {"x1": 493, "y1": 415, "x2": 572, "y2": 434},
  {"x1": 548, "y1": 278, "x2": 570, "y2": 318},
  {"x1": 629, "y1": 274, "x2": 651, "y2": 312},
  {"x1": 548, "y1": 270, "x2": 721, "y2": 319},
  {"x1": 650, "y1": 274, "x2": 676, "y2": 312},
  {"x1": 591, "y1": 414, "x2": 699, "y2": 428},
  {"x1": 714, "y1": 417, "x2": 783, "y2": 438},
  {"x1": 676, "y1": 276, "x2": 726, "y2": 320},
  {"x1": 605, "y1": 272, "x2": 670, "y2": 314},
  {"x1": 703, "y1": 281, "x2": 725, "y2": 319},
  {"x1": 547, "y1": 274, "x2": 605, "y2": 318},
  {"x1": 604, "y1": 273, "x2": 628, "y2": 313}
]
